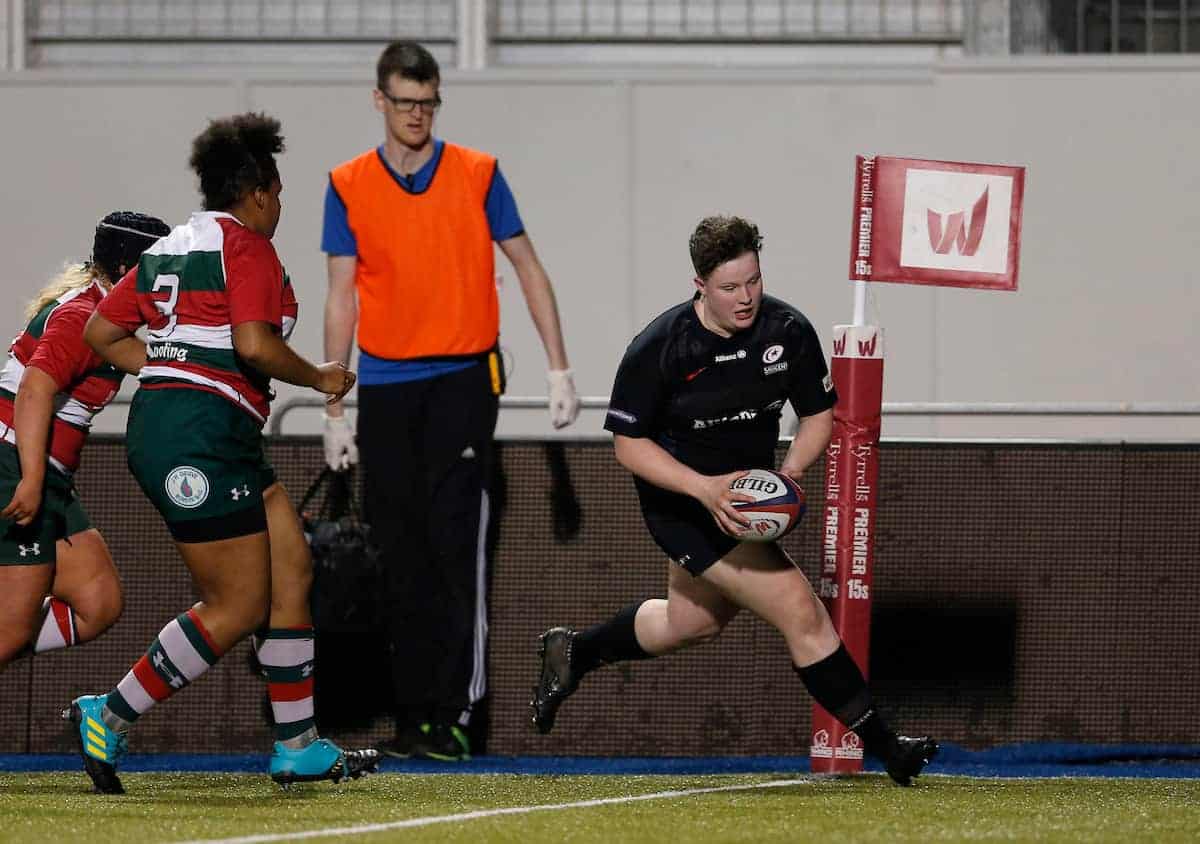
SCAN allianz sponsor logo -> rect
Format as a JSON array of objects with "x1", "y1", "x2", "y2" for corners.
[
  {"x1": 714, "y1": 349, "x2": 747, "y2": 363},
  {"x1": 148, "y1": 342, "x2": 188, "y2": 362}
]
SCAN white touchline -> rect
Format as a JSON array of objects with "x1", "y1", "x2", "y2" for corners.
[{"x1": 173, "y1": 777, "x2": 813, "y2": 844}]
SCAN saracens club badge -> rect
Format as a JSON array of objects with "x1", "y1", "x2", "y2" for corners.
[{"x1": 166, "y1": 466, "x2": 210, "y2": 509}]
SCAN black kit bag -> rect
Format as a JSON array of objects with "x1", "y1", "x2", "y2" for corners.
[
  {"x1": 300, "y1": 467, "x2": 394, "y2": 727},
  {"x1": 300, "y1": 466, "x2": 382, "y2": 633}
]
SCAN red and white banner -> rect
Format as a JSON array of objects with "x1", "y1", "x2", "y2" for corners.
[
  {"x1": 812, "y1": 324, "x2": 883, "y2": 774},
  {"x1": 849, "y1": 155, "x2": 1025, "y2": 291}
]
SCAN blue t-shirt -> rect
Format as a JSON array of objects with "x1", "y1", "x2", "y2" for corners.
[{"x1": 322, "y1": 139, "x2": 524, "y2": 385}]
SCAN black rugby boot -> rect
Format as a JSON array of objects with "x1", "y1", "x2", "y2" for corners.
[
  {"x1": 530, "y1": 627, "x2": 582, "y2": 734},
  {"x1": 883, "y1": 735, "x2": 939, "y2": 786}
]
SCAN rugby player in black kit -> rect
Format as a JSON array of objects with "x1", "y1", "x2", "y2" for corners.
[{"x1": 531, "y1": 215, "x2": 937, "y2": 785}]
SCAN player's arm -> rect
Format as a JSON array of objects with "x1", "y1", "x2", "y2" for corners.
[
  {"x1": 613, "y1": 434, "x2": 751, "y2": 537},
  {"x1": 778, "y1": 407, "x2": 833, "y2": 482},
  {"x1": 0, "y1": 367, "x2": 57, "y2": 526},
  {"x1": 226, "y1": 230, "x2": 355, "y2": 403},
  {"x1": 82, "y1": 312, "x2": 146, "y2": 375},
  {"x1": 778, "y1": 316, "x2": 837, "y2": 483},
  {"x1": 322, "y1": 254, "x2": 358, "y2": 418},
  {"x1": 85, "y1": 272, "x2": 148, "y2": 375},
  {"x1": 232, "y1": 322, "x2": 354, "y2": 403}
]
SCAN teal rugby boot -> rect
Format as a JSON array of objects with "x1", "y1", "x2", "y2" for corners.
[
  {"x1": 268, "y1": 738, "x2": 381, "y2": 788},
  {"x1": 63, "y1": 694, "x2": 128, "y2": 795}
]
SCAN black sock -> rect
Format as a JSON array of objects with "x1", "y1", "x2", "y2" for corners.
[
  {"x1": 572, "y1": 602, "x2": 652, "y2": 675},
  {"x1": 796, "y1": 643, "x2": 894, "y2": 755}
]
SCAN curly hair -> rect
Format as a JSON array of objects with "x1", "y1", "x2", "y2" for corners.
[
  {"x1": 688, "y1": 215, "x2": 763, "y2": 280},
  {"x1": 188, "y1": 112, "x2": 285, "y2": 211}
]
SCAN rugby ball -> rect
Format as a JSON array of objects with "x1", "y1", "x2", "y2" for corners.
[{"x1": 730, "y1": 469, "x2": 806, "y2": 542}]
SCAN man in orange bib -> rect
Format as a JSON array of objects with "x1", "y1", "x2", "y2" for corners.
[{"x1": 321, "y1": 40, "x2": 578, "y2": 760}]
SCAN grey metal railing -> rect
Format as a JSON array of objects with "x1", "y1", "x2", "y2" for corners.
[
  {"x1": 492, "y1": 0, "x2": 962, "y2": 42},
  {"x1": 264, "y1": 396, "x2": 1200, "y2": 435},
  {"x1": 23, "y1": 0, "x2": 961, "y2": 45},
  {"x1": 24, "y1": 0, "x2": 458, "y2": 41}
]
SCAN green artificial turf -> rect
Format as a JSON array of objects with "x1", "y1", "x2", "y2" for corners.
[{"x1": 1, "y1": 772, "x2": 1197, "y2": 843}]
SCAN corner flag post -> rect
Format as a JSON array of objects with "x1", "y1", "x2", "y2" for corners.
[{"x1": 810, "y1": 155, "x2": 1025, "y2": 774}]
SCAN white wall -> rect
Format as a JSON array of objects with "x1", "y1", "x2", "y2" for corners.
[{"x1": 1, "y1": 58, "x2": 1196, "y2": 440}]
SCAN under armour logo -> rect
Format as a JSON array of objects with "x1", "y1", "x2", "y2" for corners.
[
  {"x1": 301, "y1": 663, "x2": 313, "y2": 678},
  {"x1": 18, "y1": 543, "x2": 40, "y2": 557},
  {"x1": 230, "y1": 484, "x2": 251, "y2": 500},
  {"x1": 153, "y1": 650, "x2": 185, "y2": 688}
]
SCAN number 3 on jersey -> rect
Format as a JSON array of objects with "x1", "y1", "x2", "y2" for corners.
[{"x1": 151, "y1": 273, "x2": 180, "y2": 335}]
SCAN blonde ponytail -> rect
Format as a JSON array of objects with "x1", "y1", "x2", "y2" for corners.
[{"x1": 25, "y1": 263, "x2": 102, "y2": 322}]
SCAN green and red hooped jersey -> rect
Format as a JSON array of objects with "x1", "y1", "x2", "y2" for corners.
[
  {"x1": 98, "y1": 212, "x2": 298, "y2": 427},
  {"x1": 0, "y1": 280, "x2": 124, "y2": 475}
]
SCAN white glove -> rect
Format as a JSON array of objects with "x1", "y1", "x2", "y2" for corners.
[
  {"x1": 323, "y1": 413, "x2": 359, "y2": 470},
  {"x1": 547, "y1": 368, "x2": 580, "y2": 430}
]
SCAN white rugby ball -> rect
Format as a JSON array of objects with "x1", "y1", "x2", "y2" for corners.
[{"x1": 730, "y1": 468, "x2": 806, "y2": 542}]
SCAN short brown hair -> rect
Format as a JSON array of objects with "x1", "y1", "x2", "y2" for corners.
[
  {"x1": 689, "y1": 216, "x2": 763, "y2": 280},
  {"x1": 376, "y1": 40, "x2": 440, "y2": 91}
]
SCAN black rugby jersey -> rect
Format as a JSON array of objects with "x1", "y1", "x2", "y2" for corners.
[{"x1": 604, "y1": 293, "x2": 837, "y2": 475}]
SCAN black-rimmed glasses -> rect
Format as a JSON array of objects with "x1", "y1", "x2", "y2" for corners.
[{"x1": 380, "y1": 91, "x2": 442, "y2": 115}]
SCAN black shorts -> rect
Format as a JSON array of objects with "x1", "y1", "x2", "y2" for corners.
[{"x1": 636, "y1": 481, "x2": 738, "y2": 576}]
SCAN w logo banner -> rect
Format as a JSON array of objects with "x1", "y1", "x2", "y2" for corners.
[
  {"x1": 848, "y1": 155, "x2": 1024, "y2": 291},
  {"x1": 927, "y1": 188, "x2": 988, "y2": 256},
  {"x1": 831, "y1": 325, "x2": 883, "y2": 360}
]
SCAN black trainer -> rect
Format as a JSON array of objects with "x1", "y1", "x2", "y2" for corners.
[
  {"x1": 884, "y1": 735, "x2": 939, "y2": 786},
  {"x1": 376, "y1": 722, "x2": 471, "y2": 761},
  {"x1": 375, "y1": 723, "x2": 428, "y2": 760},
  {"x1": 416, "y1": 722, "x2": 471, "y2": 761},
  {"x1": 530, "y1": 627, "x2": 581, "y2": 734}
]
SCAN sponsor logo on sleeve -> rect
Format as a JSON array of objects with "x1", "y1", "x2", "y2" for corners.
[{"x1": 606, "y1": 408, "x2": 637, "y2": 424}]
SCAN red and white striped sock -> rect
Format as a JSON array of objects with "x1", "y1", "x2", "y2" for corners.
[
  {"x1": 32, "y1": 596, "x2": 77, "y2": 653},
  {"x1": 101, "y1": 609, "x2": 222, "y2": 732},
  {"x1": 255, "y1": 627, "x2": 317, "y2": 748}
]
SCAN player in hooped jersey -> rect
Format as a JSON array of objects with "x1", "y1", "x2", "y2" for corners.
[
  {"x1": 531, "y1": 216, "x2": 938, "y2": 785},
  {"x1": 67, "y1": 113, "x2": 378, "y2": 793},
  {"x1": 0, "y1": 212, "x2": 169, "y2": 669}
]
